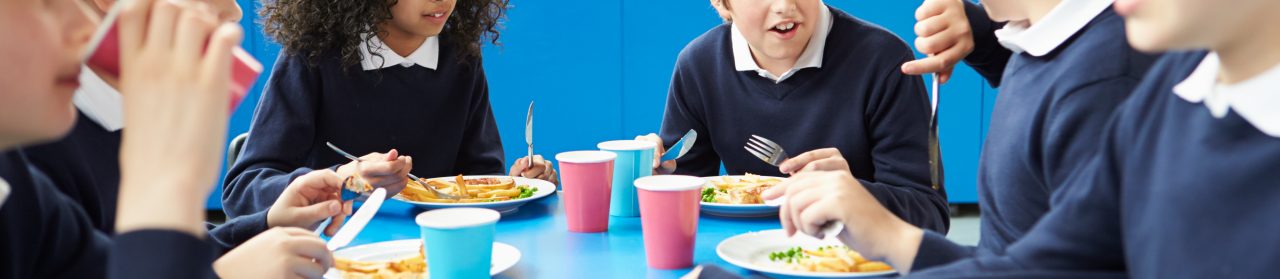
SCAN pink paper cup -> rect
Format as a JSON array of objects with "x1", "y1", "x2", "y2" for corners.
[
  {"x1": 556, "y1": 151, "x2": 617, "y2": 233},
  {"x1": 635, "y1": 175, "x2": 705, "y2": 269}
]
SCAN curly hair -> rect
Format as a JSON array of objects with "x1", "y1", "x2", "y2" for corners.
[{"x1": 259, "y1": 0, "x2": 508, "y2": 69}]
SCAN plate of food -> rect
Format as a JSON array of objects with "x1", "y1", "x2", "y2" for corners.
[
  {"x1": 700, "y1": 174, "x2": 785, "y2": 217},
  {"x1": 717, "y1": 229, "x2": 896, "y2": 278},
  {"x1": 326, "y1": 239, "x2": 521, "y2": 279},
  {"x1": 392, "y1": 175, "x2": 555, "y2": 214}
]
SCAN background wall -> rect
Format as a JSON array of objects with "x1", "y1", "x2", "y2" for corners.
[{"x1": 211, "y1": 0, "x2": 997, "y2": 209}]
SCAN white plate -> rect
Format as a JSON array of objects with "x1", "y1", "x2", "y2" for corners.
[
  {"x1": 324, "y1": 239, "x2": 521, "y2": 278},
  {"x1": 392, "y1": 175, "x2": 555, "y2": 214},
  {"x1": 700, "y1": 175, "x2": 784, "y2": 218},
  {"x1": 716, "y1": 229, "x2": 897, "y2": 278}
]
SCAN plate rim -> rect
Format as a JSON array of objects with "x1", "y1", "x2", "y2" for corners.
[
  {"x1": 325, "y1": 239, "x2": 522, "y2": 277},
  {"x1": 393, "y1": 175, "x2": 555, "y2": 206},
  {"x1": 715, "y1": 229, "x2": 898, "y2": 278}
]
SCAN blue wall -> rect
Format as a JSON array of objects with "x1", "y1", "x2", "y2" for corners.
[{"x1": 211, "y1": 0, "x2": 994, "y2": 209}]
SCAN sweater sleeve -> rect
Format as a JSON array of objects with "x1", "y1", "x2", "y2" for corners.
[
  {"x1": 661, "y1": 62, "x2": 722, "y2": 177},
  {"x1": 859, "y1": 52, "x2": 951, "y2": 233},
  {"x1": 222, "y1": 51, "x2": 326, "y2": 217},
  {"x1": 911, "y1": 230, "x2": 977, "y2": 271},
  {"x1": 453, "y1": 58, "x2": 506, "y2": 175},
  {"x1": 206, "y1": 210, "x2": 270, "y2": 254},
  {"x1": 109, "y1": 230, "x2": 218, "y2": 279},
  {"x1": 961, "y1": 1, "x2": 1012, "y2": 87}
]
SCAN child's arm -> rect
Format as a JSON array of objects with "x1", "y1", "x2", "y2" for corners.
[
  {"x1": 220, "y1": 53, "x2": 329, "y2": 217},
  {"x1": 656, "y1": 64, "x2": 720, "y2": 177},
  {"x1": 453, "y1": 60, "x2": 506, "y2": 175}
]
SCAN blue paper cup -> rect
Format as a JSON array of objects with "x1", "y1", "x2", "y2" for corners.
[
  {"x1": 597, "y1": 140, "x2": 656, "y2": 217},
  {"x1": 416, "y1": 208, "x2": 500, "y2": 279}
]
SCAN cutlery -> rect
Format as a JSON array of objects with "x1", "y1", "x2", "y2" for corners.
[
  {"x1": 525, "y1": 101, "x2": 534, "y2": 170},
  {"x1": 929, "y1": 74, "x2": 943, "y2": 190},
  {"x1": 744, "y1": 135, "x2": 789, "y2": 167},
  {"x1": 660, "y1": 129, "x2": 698, "y2": 162},
  {"x1": 326, "y1": 187, "x2": 386, "y2": 250},
  {"x1": 324, "y1": 141, "x2": 462, "y2": 200}
]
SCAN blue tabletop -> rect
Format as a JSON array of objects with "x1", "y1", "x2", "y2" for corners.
[{"x1": 348, "y1": 192, "x2": 782, "y2": 278}]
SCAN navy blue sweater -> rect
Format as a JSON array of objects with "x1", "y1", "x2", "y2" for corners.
[
  {"x1": 223, "y1": 40, "x2": 505, "y2": 217},
  {"x1": 0, "y1": 150, "x2": 218, "y2": 279},
  {"x1": 22, "y1": 111, "x2": 269, "y2": 252},
  {"x1": 660, "y1": 6, "x2": 948, "y2": 232},
  {"x1": 912, "y1": 51, "x2": 1280, "y2": 278}
]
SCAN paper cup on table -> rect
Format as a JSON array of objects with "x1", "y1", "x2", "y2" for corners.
[
  {"x1": 416, "y1": 208, "x2": 500, "y2": 279},
  {"x1": 635, "y1": 175, "x2": 704, "y2": 269},
  {"x1": 555, "y1": 151, "x2": 617, "y2": 232},
  {"x1": 598, "y1": 140, "x2": 656, "y2": 217}
]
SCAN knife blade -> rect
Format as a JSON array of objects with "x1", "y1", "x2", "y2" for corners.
[
  {"x1": 660, "y1": 129, "x2": 698, "y2": 162},
  {"x1": 525, "y1": 101, "x2": 534, "y2": 170},
  {"x1": 326, "y1": 187, "x2": 386, "y2": 250}
]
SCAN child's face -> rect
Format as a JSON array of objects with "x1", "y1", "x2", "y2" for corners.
[
  {"x1": 1117, "y1": 0, "x2": 1271, "y2": 51},
  {"x1": 0, "y1": 0, "x2": 93, "y2": 147},
  {"x1": 722, "y1": 0, "x2": 823, "y2": 63},
  {"x1": 386, "y1": 0, "x2": 455, "y2": 37}
]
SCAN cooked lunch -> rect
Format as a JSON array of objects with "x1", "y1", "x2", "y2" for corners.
[
  {"x1": 767, "y1": 246, "x2": 894, "y2": 273},
  {"x1": 334, "y1": 244, "x2": 425, "y2": 279},
  {"x1": 398, "y1": 175, "x2": 536, "y2": 203},
  {"x1": 702, "y1": 174, "x2": 783, "y2": 204}
]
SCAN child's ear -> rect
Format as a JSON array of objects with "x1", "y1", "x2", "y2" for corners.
[{"x1": 710, "y1": 0, "x2": 732, "y2": 22}]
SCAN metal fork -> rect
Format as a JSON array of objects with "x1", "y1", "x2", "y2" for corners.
[
  {"x1": 744, "y1": 135, "x2": 789, "y2": 167},
  {"x1": 324, "y1": 142, "x2": 463, "y2": 200}
]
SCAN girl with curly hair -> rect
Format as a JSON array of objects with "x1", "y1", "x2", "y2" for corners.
[{"x1": 222, "y1": 0, "x2": 556, "y2": 217}]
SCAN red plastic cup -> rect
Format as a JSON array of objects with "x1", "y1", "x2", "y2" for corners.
[
  {"x1": 555, "y1": 151, "x2": 617, "y2": 232},
  {"x1": 635, "y1": 175, "x2": 705, "y2": 269}
]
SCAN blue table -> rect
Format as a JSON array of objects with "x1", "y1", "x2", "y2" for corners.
[{"x1": 351, "y1": 193, "x2": 781, "y2": 278}]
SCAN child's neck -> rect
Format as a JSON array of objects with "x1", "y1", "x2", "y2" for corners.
[
  {"x1": 1024, "y1": 0, "x2": 1063, "y2": 26},
  {"x1": 750, "y1": 46, "x2": 803, "y2": 79},
  {"x1": 1214, "y1": 10, "x2": 1280, "y2": 84},
  {"x1": 376, "y1": 25, "x2": 429, "y2": 58}
]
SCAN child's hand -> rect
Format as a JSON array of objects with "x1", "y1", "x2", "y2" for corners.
[
  {"x1": 335, "y1": 149, "x2": 412, "y2": 196},
  {"x1": 213, "y1": 227, "x2": 334, "y2": 279},
  {"x1": 901, "y1": 0, "x2": 973, "y2": 84},
  {"x1": 509, "y1": 155, "x2": 559, "y2": 184},
  {"x1": 760, "y1": 171, "x2": 924, "y2": 272},
  {"x1": 636, "y1": 133, "x2": 677, "y2": 174},
  {"x1": 115, "y1": 0, "x2": 244, "y2": 235},
  {"x1": 268, "y1": 169, "x2": 353, "y2": 236},
  {"x1": 777, "y1": 148, "x2": 851, "y2": 175}
]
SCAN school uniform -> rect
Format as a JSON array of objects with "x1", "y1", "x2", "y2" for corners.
[
  {"x1": 21, "y1": 68, "x2": 270, "y2": 252},
  {"x1": 660, "y1": 5, "x2": 948, "y2": 232},
  {"x1": 0, "y1": 150, "x2": 218, "y2": 279},
  {"x1": 223, "y1": 35, "x2": 505, "y2": 217},
  {"x1": 909, "y1": 51, "x2": 1280, "y2": 278},
  {"x1": 960, "y1": 1, "x2": 1012, "y2": 87},
  {"x1": 913, "y1": 3, "x2": 1162, "y2": 271}
]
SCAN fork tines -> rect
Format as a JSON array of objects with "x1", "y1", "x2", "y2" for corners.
[{"x1": 744, "y1": 134, "x2": 786, "y2": 166}]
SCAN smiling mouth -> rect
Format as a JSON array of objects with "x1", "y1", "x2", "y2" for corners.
[
  {"x1": 425, "y1": 12, "x2": 445, "y2": 18},
  {"x1": 769, "y1": 22, "x2": 797, "y2": 36}
]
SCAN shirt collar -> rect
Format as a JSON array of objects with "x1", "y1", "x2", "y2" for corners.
[
  {"x1": 730, "y1": 5, "x2": 833, "y2": 83},
  {"x1": 1174, "y1": 52, "x2": 1280, "y2": 138},
  {"x1": 73, "y1": 65, "x2": 124, "y2": 132},
  {"x1": 359, "y1": 34, "x2": 440, "y2": 71},
  {"x1": 994, "y1": 0, "x2": 1113, "y2": 56}
]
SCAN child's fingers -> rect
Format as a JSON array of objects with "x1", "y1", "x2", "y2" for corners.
[
  {"x1": 778, "y1": 200, "x2": 797, "y2": 236},
  {"x1": 143, "y1": 0, "x2": 182, "y2": 51},
  {"x1": 798, "y1": 199, "x2": 839, "y2": 238},
  {"x1": 785, "y1": 186, "x2": 824, "y2": 235},
  {"x1": 199, "y1": 22, "x2": 241, "y2": 84},
  {"x1": 508, "y1": 157, "x2": 527, "y2": 176},
  {"x1": 914, "y1": 15, "x2": 950, "y2": 38},
  {"x1": 799, "y1": 157, "x2": 850, "y2": 173},
  {"x1": 385, "y1": 149, "x2": 399, "y2": 161},
  {"x1": 117, "y1": 0, "x2": 156, "y2": 63},
  {"x1": 778, "y1": 148, "x2": 841, "y2": 174},
  {"x1": 285, "y1": 235, "x2": 333, "y2": 270},
  {"x1": 914, "y1": 0, "x2": 948, "y2": 21},
  {"x1": 172, "y1": 2, "x2": 216, "y2": 63}
]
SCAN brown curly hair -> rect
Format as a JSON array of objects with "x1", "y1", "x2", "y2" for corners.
[{"x1": 259, "y1": 0, "x2": 508, "y2": 69}]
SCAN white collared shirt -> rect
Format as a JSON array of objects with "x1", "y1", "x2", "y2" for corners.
[
  {"x1": 73, "y1": 65, "x2": 125, "y2": 132},
  {"x1": 1173, "y1": 53, "x2": 1280, "y2": 138},
  {"x1": 994, "y1": 0, "x2": 1113, "y2": 57},
  {"x1": 359, "y1": 34, "x2": 440, "y2": 71},
  {"x1": 730, "y1": 5, "x2": 833, "y2": 83}
]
